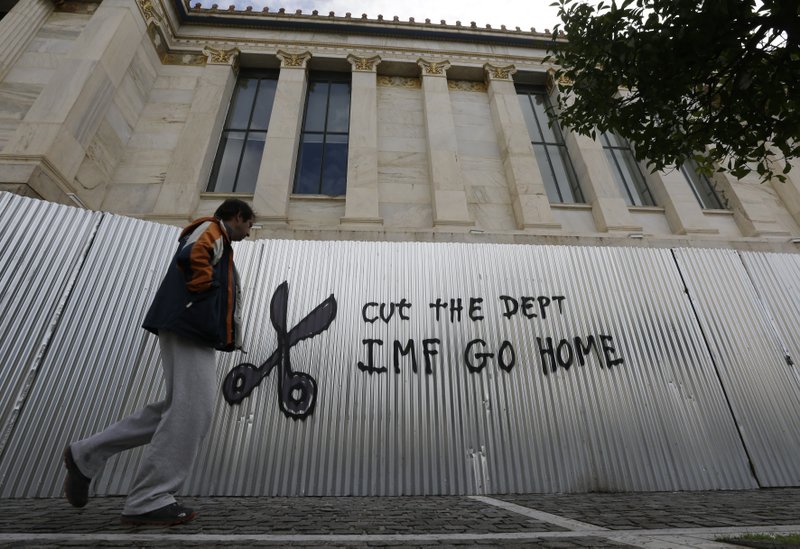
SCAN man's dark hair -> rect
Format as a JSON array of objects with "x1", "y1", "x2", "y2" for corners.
[{"x1": 214, "y1": 199, "x2": 254, "y2": 221}]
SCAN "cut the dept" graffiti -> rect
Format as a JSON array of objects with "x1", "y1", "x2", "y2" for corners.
[{"x1": 357, "y1": 294, "x2": 624, "y2": 376}]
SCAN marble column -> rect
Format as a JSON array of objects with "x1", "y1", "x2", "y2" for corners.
[
  {"x1": 648, "y1": 168, "x2": 719, "y2": 235},
  {"x1": 152, "y1": 46, "x2": 240, "y2": 220},
  {"x1": 0, "y1": 0, "x2": 148, "y2": 203},
  {"x1": 716, "y1": 170, "x2": 791, "y2": 236},
  {"x1": 340, "y1": 54, "x2": 382, "y2": 225},
  {"x1": 252, "y1": 50, "x2": 311, "y2": 222},
  {"x1": 0, "y1": 0, "x2": 53, "y2": 83},
  {"x1": 483, "y1": 63, "x2": 559, "y2": 229},
  {"x1": 418, "y1": 58, "x2": 472, "y2": 227},
  {"x1": 766, "y1": 157, "x2": 800, "y2": 229},
  {"x1": 554, "y1": 75, "x2": 641, "y2": 232}
]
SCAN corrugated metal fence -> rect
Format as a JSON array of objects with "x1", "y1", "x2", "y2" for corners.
[{"x1": 0, "y1": 192, "x2": 798, "y2": 497}]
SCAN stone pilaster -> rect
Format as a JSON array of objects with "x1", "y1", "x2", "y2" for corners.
[
  {"x1": 0, "y1": 0, "x2": 53, "y2": 83},
  {"x1": 565, "y1": 131, "x2": 642, "y2": 232},
  {"x1": 648, "y1": 168, "x2": 719, "y2": 235},
  {"x1": 0, "y1": 0, "x2": 149, "y2": 204},
  {"x1": 252, "y1": 50, "x2": 311, "y2": 222},
  {"x1": 553, "y1": 74, "x2": 641, "y2": 232},
  {"x1": 766, "y1": 157, "x2": 800, "y2": 230},
  {"x1": 341, "y1": 54, "x2": 382, "y2": 225},
  {"x1": 483, "y1": 63, "x2": 559, "y2": 229},
  {"x1": 716, "y1": 169, "x2": 791, "y2": 236},
  {"x1": 417, "y1": 58, "x2": 472, "y2": 227},
  {"x1": 152, "y1": 46, "x2": 240, "y2": 219}
]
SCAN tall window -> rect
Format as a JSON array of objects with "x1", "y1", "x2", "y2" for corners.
[
  {"x1": 517, "y1": 86, "x2": 584, "y2": 203},
  {"x1": 601, "y1": 132, "x2": 656, "y2": 206},
  {"x1": 681, "y1": 160, "x2": 728, "y2": 209},
  {"x1": 207, "y1": 71, "x2": 278, "y2": 193},
  {"x1": 293, "y1": 72, "x2": 351, "y2": 196}
]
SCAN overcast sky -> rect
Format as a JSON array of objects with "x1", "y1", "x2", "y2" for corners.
[{"x1": 206, "y1": 1, "x2": 565, "y2": 32}]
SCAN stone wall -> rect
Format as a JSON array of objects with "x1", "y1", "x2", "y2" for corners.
[{"x1": 1, "y1": 0, "x2": 800, "y2": 251}]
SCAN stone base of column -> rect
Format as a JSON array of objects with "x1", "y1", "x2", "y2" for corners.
[
  {"x1": 0, "y1": 156, "x2": 74, "y2": 205},
  {"x1": 340, "y1": 216, "x2": 383, "y2": 225}
]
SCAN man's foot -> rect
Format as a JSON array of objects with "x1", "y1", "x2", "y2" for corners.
[
  {"x1": 121, "y1": 503, "x2": 197, "y2": 526},
  {"x1": 63, "y1": 445, "x2": 91, "y2": 508}
]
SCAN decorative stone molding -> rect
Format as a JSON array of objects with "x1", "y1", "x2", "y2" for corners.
[
  {"x1": 377, "y1": 76, "x2": 421, "y2": 89},
  {"x1": 417, "y1": 58, "x2": 450, "y2": 77},
  {"x1": 546, "y1": 69, "x2": 573, "y2": 94},
  {"x1": 483, "y1": 63, "x2": 517, "y2": 82},
  {"x1": 276, "y1": 49, "x2": 312, "y2": 69},
  {"x1": 448, "y1": 80, "x2": 487, "y2": 93},
  {"x1": 346, "y1": 54, "x2": 381, "y2": 72},
  {"x1": 135, "y1": 0, "x2": 161, "y2": 23},
  {"x1": 202, "y1": 45, "x2": 240, "y2": 66}
]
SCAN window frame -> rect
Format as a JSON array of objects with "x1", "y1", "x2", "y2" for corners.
[
  {"x1": 206, "y1": 69, "x2": 279, "y2": 194},
  {"x1": 292, "y1": 71, "x2": 352, "y2": 197},
  {"x1": 600, "y1": 132, "x2": 657, "y2": 207},
  {"x1": 680, "y1": 160, "x2": 728, "y2": 210},
  {"x1": 516, "y1": 85, "x2": 585, "y2": 204}
]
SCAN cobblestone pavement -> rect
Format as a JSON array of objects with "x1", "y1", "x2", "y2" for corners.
[{"x1": 0, "y1": 489, "x2": 798, "y2": 548}]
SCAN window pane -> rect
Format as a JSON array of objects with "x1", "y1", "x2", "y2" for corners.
[
  {"x1": 620, "y1": 150, "x2": 653, "y2": 206},
  {"x1": 228, "y1": 78, "x2": 258, "y2": 129},
  {"x1": 549, "y1": 146, "x2": 581, "y2": 203},
  {"x1": 321, "y1": 136, "x2": 348, "y2": 196},
  {"x1": 518, "y1": 95, "x2": 542, "y2": 142},
  {"x1": 533, "y1": 144, "x2": 561, "y2": 202},
  {"x1": 208, "y1": 131, "x2": 245, "y2": 193},
  {"x1": 326, "y1": 82, "x2": 351, "y2": 133},
  {"x1": 605, "y1": 148, "x2": 636, "y2": 205},
  {"x1": 531, "y1": 94, "x2": 557, "y2": 143},
  {"x1": 304, "y1": 81, "x2": 329, "y2": 132},
  {"x1": 682, "y1": 163, "x2": 725, "y2": 209},
  {"x1": 234, "y1": 132, "x2": 266, "y2": 193},
  {"x1": 250, "y1": 78, "x2": 278, "y2": 131},
  {"x1": 294, "y1": 134, "x2": 324, "y2": 194}
]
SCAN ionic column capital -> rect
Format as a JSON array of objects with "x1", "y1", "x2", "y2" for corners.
[
  {"x1": 276, "y1": 50, "x2": 312, "y2": 69},
  {"x1": 202, "y1": 45, "x2": 240, "y2": 68},
  {"x1": 483, "y1": 63, "x2": 517, "y2": 83},
  {"x1": 347, "y1": 54, "x2": 381, "y2": 72},
  {"x1": 417, "y1": 58, "x2": 450, "y2": 78}
]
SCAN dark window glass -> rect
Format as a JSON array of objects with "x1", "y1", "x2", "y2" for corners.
[
  {"x1": 516, "y1": 86, "x2": 584, "y2": 204},
  {"x1": 681, "y1": 160, "x2": 727, "y2": 209},
  {"x1": 207, "y1": 71, "x2": 278, "y2": 193},
  {"x1": 600, "y1": 131, "x2": 656, "y2": 206},
  {"x1": 293, "y1": 72, "x2": 351, "y2": 196}
]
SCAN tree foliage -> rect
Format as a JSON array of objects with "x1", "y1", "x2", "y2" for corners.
[{"x1": 545, "y1": 0, "x2": 800, "y2": 182}]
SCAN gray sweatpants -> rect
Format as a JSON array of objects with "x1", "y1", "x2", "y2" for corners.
[{"x1": 71, "y1": 331, "x2": 218, "y2": 515}]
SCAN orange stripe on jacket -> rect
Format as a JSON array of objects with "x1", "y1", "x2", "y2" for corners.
[{"x1": 186, "y1": 223, "x2": 221, "y2": 293}]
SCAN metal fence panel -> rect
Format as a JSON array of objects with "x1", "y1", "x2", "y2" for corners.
[
  {"x1": 0, "y1": 193, "x2": 101, "y2": 458},
  {"x1": 0, "y1": 197, "x2": 783, "y2": 496},
  {"x1": 737, "y1": 251, "x2": 800, "y2": 486},
  {"x1": 0, "y1": 210, "x2": 178, "y2": 497},
  {"x1": 673, "y1": 248, "x2": 800, "y2": 487}
]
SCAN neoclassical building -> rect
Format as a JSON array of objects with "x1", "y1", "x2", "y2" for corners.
[
  {"x1": 3, "y1": 0, "x2": 800, "y2": 498},
  {"x1": 1, "y1": 0, "x2": 799, "y2": 249}
]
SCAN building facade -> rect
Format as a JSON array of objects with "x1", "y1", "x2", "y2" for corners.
[
  {"x1": 1, "y1": 0, "x2": 800, "y2": 249},
  {"x1": 2, "y1": 0, "x2": 800, "y2": 498}
]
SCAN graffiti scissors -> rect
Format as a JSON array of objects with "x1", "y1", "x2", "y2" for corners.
[{"x1": 222, "y1": 281, "x2": 337, "y2": 420}]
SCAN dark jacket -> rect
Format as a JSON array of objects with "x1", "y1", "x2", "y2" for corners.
[{"x1": 143, "y1": 217, "x2": 242, "y2": 351}]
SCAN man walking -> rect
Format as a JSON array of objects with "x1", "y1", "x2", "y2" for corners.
[{"x1": 62, "y1": 199, "x2": 254, "y2": 526}]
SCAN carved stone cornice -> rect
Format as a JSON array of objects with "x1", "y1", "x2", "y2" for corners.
[
  {"x1": 135, "y1": 0, "x2": 161, "y2": 23},
  {"x1": 276, "y1": 49, "x2": 312, "y2": 69},
  {"x1": 346, "y1": 54, "x2": 381, "y2": 72},
  {"x1": 483, "y1": 63, "x2": 516, "y2": 83},
  {"x1": 417, "y1": 58, "x2": 450, "y2": 77},
  {"x1": 546, "y1": 69, "x2": 573, "y2": 94},
  {"x1": 203, "y1": 45, "x2": 240, "y2": 67}
]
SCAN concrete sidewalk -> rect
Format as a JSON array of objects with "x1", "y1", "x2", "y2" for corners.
[{"x1": 1, "y1": 488, "x2": 799, "y2": 548}]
